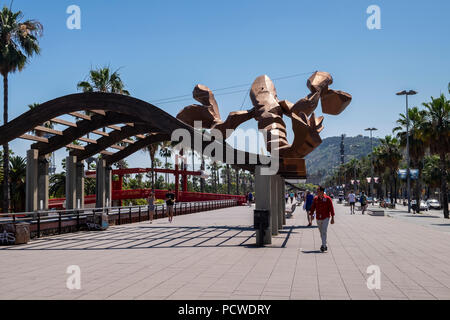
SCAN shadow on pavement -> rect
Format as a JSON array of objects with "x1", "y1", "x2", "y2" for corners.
[
  {"x1": 1, "y1": 225, "x2": 261, "y2": 251},
  {"x1": 301, "y1": 250, "x2": 322, "y2": 254}
]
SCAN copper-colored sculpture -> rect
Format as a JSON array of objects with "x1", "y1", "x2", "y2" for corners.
[{"x1": 176, "y1": 71, "x2": 352, "y2": 176}]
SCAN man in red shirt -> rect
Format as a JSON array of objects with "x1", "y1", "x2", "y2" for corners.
[{"x1": 309, "y1": 186, "x2": 335, "y2": 252}]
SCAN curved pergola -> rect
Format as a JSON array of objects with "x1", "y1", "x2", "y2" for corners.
[
  {"x1": 0, "y1": 92, "x2": 271, "y2": 212},
  {"x1": 0, "y1": 92, "x2": 265, "y2": 170}
]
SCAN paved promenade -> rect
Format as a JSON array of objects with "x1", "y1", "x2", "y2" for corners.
[{"x1": 1, "y1": 200, "x2": 450, "y2": 300}]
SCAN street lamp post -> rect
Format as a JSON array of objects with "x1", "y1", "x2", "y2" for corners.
[
  {"x1": 365, "y1": 128, "x2": 378, "y2": 205},
  {"x1": 396, "y1": 90, "x2": 417, "y2": 213},
  {"x1": 350, "y1": 144, "x2": 360, "y2": 191}
]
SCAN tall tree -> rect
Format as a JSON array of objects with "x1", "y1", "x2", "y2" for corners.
[
  {"x1": 77, "y1": 66, "x2": 130, "y2": 95},
  {"x1": 159, "y1": 141, "x2": 173, "y2": 186},
  {"x1": 77, "y1": 66, "x2": 130, "y2": 132},
  {"x1": 9, "y1": 155, "x2": 26, "y2": 212},
  {"x1": 144, "y1": 141, "x2": 161, "y2": 190},
  {"x1": 394, "y1": 107, "x2": 427, "y2": 210},
  {"x1": 0, "y1": 6, "x2": 43, "y2": 212},
  {"x1": 421, "y1": 94, "x2": 450, "y2": 218},
  {"x1": 374, "y1": 136, "x2": 402, "y2": 203}
]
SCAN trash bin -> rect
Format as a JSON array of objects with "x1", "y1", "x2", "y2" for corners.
[{"x1": 14, "y1": 223, "x2": 30, "y2": 245}]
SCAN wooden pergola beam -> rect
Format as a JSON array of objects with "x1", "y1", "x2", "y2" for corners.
[
  {"x1": 69, "y1": 112, "x2": 91, "y2": 121},
  {"x1": 19, "y1": 134, "x2": 48, "y2": 143},
  {"x1": 110, "y1": 144, "x2": 125, "y2": 150},
  {"x1": 33, "y1": 113, "x2": 142, "y2": 156},
  {"x1": 34, "y1": 126, "x2": 63, "y2": 136},
  {"x1": 66, "y1": 144, "x2": 85, "y2": 151},
  {"x1": 91, "y1": 130, "x2": 109, "y2": 137},
  {"x1": 90, "y1": 110, "x2": 106, "y2": 116},
  {"x1": 78, "y1": 137, "x2": 97, "y2": 144},
  {"x1": 71, "y1": 124, "x2": 160, "y2": 161},
  {"x1": 107, "y1": 125, "x2": 121, "y2": 131},
  {"x1": 51, "y1": 118, "x2": 77, "y2": 128}
]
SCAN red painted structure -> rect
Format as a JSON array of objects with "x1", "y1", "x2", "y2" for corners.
[{"x1": 49, "y1": 166, "x2": 246, "y2": 209}]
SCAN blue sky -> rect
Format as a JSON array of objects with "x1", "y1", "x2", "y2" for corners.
[{"x1": 4, "y1": 0, "x2": 450, "y2": 171}]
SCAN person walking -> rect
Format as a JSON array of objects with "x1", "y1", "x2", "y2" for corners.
[
  {"x1": 289, "y1": 192, "x2": 295, "y2": 204},
  {"x1": 348, "y1": 190, "x2": 356, "y2": 215},
  {"x1": 165, "y1": 188, "x2": 176, "y2": 223},
  {"x1": 147, "y1": 191, "x2": 156, "y2": 224},
  {"x1": 309, "y1": 186, "x2": 335, "y2": 252},
  {"x1": 304, "y1": 191, "x2": 315, "y2": 227},
  {"x1": 285, "y1": 192, "x2": 289, "y2": 204},
  {"x1": 360, "y1": 192, "x2": 368, "y2": 215},
  {"x1": 247, "y1": 192, "x2": 254, "y2": 207}
]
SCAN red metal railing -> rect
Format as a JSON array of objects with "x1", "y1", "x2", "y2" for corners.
[{"x1": 49, "y1": 190, "x2": 246, "y2": 209}]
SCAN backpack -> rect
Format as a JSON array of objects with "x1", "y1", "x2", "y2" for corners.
[{"x1": 361, "y1": 195, "x2": 367, "y2": 205}]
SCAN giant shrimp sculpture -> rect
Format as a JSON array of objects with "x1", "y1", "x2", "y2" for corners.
[{"x1": 176, "y1": 71, "x2": 352, "y2": 176}]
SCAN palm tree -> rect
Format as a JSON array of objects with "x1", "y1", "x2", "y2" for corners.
[
  {"x1": 77, "y1": 66, "x2": 130, "y2": 95},
  {"x1": 9, "y1": 155, "x2": 26, "y2": 212},
  {"x1": 200, "y1": 153, "x2": 206, "y2": 193},
  {"x1": 77, "y1": 66, "x2": 130, "y2": 132},
  {"x1": 188, "y1": 149, "x2": 197, "y2": 185},
  {"x1": 113, "y1": 159, "x2": 128, "y2": 170},
  {"x1": 159, "y1": 141, "x2": 173, "y2": 186},
  {"x1": 144, "y1": 141, "x2": 161, "y2": 190},
  {"x1": 374, "y1": 136, "x2": 402, "y2": 203},
  {"x1": 49, "y1": 173, "x2": 66, "y2": 198},
  {"x1": 421, "y1": 94, "x2": 450, "y2": 218},
  {"x1": 423, "y1": 155, "x2": 443, "y2": 199},
  {"x1": 0, "y1": 6, "x2": 43, "y2": 213},
  {"x1": 235, "y1": 168, "x2": 240, "y2": 195},
  {"x1": 394, "y1": 107, "x2": 427, "y2": 211},
  {"x1": 226, "y1": 164, "x2": 231, "y2": 194}
]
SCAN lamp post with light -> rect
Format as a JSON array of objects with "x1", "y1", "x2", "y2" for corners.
[
  {"x1": 365, "y1": 128, "x2": 378, "y2": 205},
  {"x1": 396, "y1": 90, "x2": 417, "y2": 213}
]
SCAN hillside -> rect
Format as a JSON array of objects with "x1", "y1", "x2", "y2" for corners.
[{"x1": 305, "y1": 135, "x2": 380, "y2": 183}]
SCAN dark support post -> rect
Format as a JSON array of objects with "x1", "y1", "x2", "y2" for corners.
[
  {"x1": 37, "y1": 211, "x2": 41, "y2": 238},
  {"x1": 38, "y1": 156, "x2": 49, "y2": 211},
  {"x1": 26, "y1": 149, "x2": 39, "y2": 213},
  {"x1": 66, "y1": 156, "x2": 77, "y2": 210},
  {"x1": 255, "y1": 166, "x2": 272, "y2": 245},
  {"x1": 75, "y1": 161, "x2": 85, "y2": 209}
]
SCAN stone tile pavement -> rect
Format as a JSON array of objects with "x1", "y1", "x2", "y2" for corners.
[{"x1": 1, "y1": 200, "x2": 450, "y2": 300}]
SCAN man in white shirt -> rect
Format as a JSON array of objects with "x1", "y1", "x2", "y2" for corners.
[{"x1": 348, "y1": 191, "x2": 356, "y2": 215}]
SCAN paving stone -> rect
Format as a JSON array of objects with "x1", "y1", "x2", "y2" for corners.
[{"x1": 1, "y1": 203, "x2": 450, "y2": 300}]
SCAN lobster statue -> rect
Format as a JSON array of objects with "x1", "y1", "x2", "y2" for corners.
[{"x1": 176, "y1": 71, "x2": 352, "y2": 172}]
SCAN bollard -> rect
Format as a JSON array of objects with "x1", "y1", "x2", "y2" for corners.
[{"x1": 129, "y1": 207, "x2": 132, "y2": 223}]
